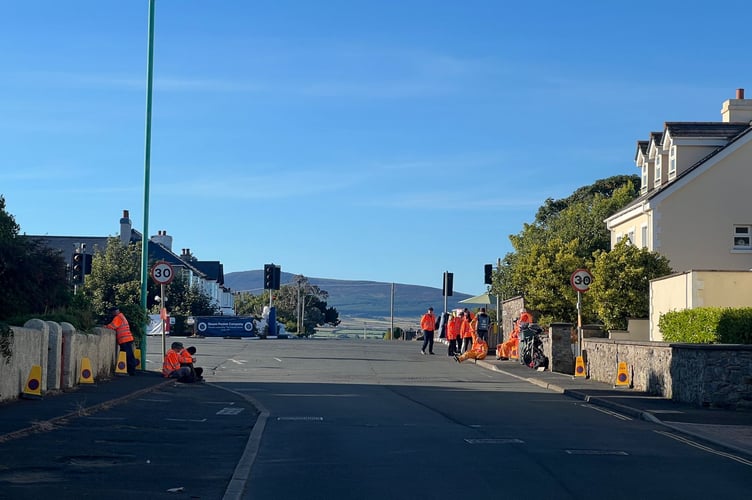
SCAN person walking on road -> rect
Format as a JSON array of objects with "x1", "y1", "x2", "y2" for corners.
[
  {"x1": 420, "y1": 307, "x2": 437, "y2": 355},
  {"x1": 106, "y1": 306, "x2": 137, "y2": 376}
]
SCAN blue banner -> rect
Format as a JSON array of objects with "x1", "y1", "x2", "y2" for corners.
[{"x1": 195, "y1": 316, "x2": 257, "y2": 337}]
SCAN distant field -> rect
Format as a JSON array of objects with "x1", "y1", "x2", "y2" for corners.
[{"x1": 314, "y1": 316, "x2": 420, "y2": 340}]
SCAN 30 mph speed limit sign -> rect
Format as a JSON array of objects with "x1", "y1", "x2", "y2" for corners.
[
  {"x1": 150, "y1": 261, "x2": 175, "y2": 285},
  {"x1": 570, "y1": 269, "x2": 593, "y2": 293}
]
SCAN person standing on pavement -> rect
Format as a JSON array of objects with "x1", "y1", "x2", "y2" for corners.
[
  {"x1": 459, "y1": 311, "x2": 474, "y2": 354},
  {"x1": 446, "y1": 311, "x2": 461, "y2": 356},
  {"x1": 475, "y1": 307, "x2": 490, "y2": 342},
  {"x1": 420, "y1": 307, "x2": 437, "y2": 355},
  {"x1": 106, "y1": 306, "x2": 137, "y2": 376}
]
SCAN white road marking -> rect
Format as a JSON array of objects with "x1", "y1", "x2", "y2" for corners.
[
  {"x1": 579, "y1": 403, "x2": 632, "y2": 421},
  {"x1": 217, "y1": 407, "x2": 245, "y2": 415},
  {"x1": 655, "y1": 430, "x2": 752, "y2": 466}
]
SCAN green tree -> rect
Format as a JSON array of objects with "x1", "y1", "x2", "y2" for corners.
[
  {"x1": 0, "y1": 196, "x2": 72, "y2": 320},
  {"x1": 511, "y1": 238, "x2": 594, "y2": 325},
  {"x1": 490, "y1": 176, "x2": 640, "y2": 324},
  {"x1": 80, "y1": 237, "x2": 147, "y2": 341},
  {"x1": 590, "y1": 239, "x2": 672, "y2": 330}
]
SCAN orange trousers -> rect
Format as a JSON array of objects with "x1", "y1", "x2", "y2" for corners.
[{"x1": 497, "y1": 337, "x2": 518, "y2": 358}]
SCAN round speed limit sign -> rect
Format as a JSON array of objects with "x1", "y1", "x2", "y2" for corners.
[
  {"x1": 150, "y1": 261, "x2": 175, "y2": 285},
  {"x1": 570, "y1": 269, "x2": 593, "y2": 293}
]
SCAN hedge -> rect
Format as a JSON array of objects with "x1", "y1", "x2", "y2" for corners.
[{"x1": 659, "y1": 307, "x2": 752, "y2": 344}]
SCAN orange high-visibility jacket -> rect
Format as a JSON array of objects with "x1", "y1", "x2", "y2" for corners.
[
  {"x1": 107, "y1": 312, "x2": 134, "y2": 345},
  {"x1": 446, "y1": 316, "x2": 460, "y2": 340},
  {"x1": 460, "y1": 318, "x2": 474, "y2": 338},
  {"x1": 420, "y1": 312, "x2": 436, "y2": 331},
  {"x1": 178, "y1": 349, "x2": 193, "y2": 365},
  {"x1": 162, "y1": 349, "x2": 181, "y2": 377}
]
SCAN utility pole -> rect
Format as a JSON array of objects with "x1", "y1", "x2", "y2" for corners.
[{"x1": 390, "y1": 283, "x2": 394, "y2": 340}]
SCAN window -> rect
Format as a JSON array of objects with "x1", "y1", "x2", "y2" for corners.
[
  {"x1": 669, "y1": 146, "x2": 676, "y2": 177},
  {"x1": 654, "y1": 155, "x2": 662, "y2": 186},
  {"x1": 641, "y1": 165, "x2": 648, "y2": 193},
  {"x1": 641, "y1": 225, "x2": 648, "y2": 249},
  {"x1": 733, "y1": 225, "x2": 751, "y2": 249},
  {"x1": 626, "y1": 230, "x2": 635, "y2": 245}
]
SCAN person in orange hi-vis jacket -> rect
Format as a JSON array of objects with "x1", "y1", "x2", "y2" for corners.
[
  {"x1": 419, "y1": 307, "x2": 437, "y2": 355},
  {"x1": 106, "y1": 306, "x2": 137, "y2": 376},
  {"x1": 459, "y1": 311, "x2": 474, "y2": 354},
  {"x1": 497, "y1": 308, "x2": 534, "y2": 360},
  {"x1": 454, "y1": 331, "x2": 488, "y2": 363},
  {"x1": 446, "y1": 312, "x2": 461, "y2": 356}
]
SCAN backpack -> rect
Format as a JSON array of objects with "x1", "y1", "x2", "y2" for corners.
[{"x1": 477, "y1": 314, "x2": 490, "y2": 331}]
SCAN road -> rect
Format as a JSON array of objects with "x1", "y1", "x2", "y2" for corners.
[{"x1": 1, "y1": 337, "x2": 750, "y2": 499}]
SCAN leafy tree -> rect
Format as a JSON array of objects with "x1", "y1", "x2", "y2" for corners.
[
  {"x1": 0, "y1": 196, "x2": 72, "y2": 320},
  {"x1": 510, "y1": 238, "x2": 595, "y2": 325},
  {"x1": 590, "y1": 239, "x2": 672, "y2": 330},
  {"x1": 490, "y1": 176, "x2": 641, "y2": 325},
  {"x1": 80, "y1": 237, "x2": 147, "y2": 341}
]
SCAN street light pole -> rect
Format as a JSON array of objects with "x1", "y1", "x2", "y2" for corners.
[{"x1": 140, "y1": 0, "x2": 156, "y2": 366}]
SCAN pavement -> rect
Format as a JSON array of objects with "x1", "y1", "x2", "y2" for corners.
[{"x1": 1, "y1": 353, "x2": 751, "y2": 470}]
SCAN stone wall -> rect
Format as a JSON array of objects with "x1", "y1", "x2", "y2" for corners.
[
  {"x1": 581, "y1": 338, "x2": 752, "y2": 409},
  {"x1": 0, "y1": 321, "x2": 117, "y2": 403}
]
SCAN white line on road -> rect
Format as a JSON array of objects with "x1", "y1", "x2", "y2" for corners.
[
  {"x1": 579, "y1": 403, "x2": 632, "y2": 421},
  {"x1": 655, "y1": 430, "x2": 752, "y2": 466},
  {"x1": 274, "y1": 357, "x2": 282, "y2": 363},
  {"x1": 165, "y1": 418, "x2": 208, "y2": 422}
]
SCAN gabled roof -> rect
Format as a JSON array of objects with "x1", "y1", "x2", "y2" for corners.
[
  {"x1": 191, "y1": 261, "x2": 224, "y2": 285},
  {"x1": 634, "y1": 140, "x2": 649, "y2": 163}
]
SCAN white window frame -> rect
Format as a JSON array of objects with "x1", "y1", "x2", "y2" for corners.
[
  {"x1": 641, "y1": 225, "x2": 648, "y2": 249},
  {"x1": 654, "y1": 155, "x2": 662, "y2": 187},
  {"x1": 668, "y1": 146, "x2": 677, "y2": 178},
  {"x1": 641, "y1": 165, "x2": 648, "y2": 193},
  {"x1": 733, "y1": 225, "x2": 752, "y2": 250}
]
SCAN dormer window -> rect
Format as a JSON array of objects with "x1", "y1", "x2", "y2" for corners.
[
  {"x1": 668, "y1": 146, "x2": 676, "y2": 178},
  {"x1": 654, "y1": 155, "x2": 662, "y2": 187},
  {"x1": 641, "y1": 165, "x2": 648, "y2": 193}
]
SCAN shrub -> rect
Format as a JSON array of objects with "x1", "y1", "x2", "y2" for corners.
[{"x1": 659, "y1": 307, "x2": 752, "y2": 344}]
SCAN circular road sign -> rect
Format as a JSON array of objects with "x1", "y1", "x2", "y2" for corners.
[
  {"x1": 570, "y1": 268, "x2": 593, "y2": 293},
  {"x1": 150, "y1": 261, "x2": 175, "y2": 285}
]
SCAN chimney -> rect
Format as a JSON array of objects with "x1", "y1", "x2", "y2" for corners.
[
  {"x1": 150, "y1": 230, "x2": 173, "y2": 251},
  {"x1": 119, "y1": 210, "x2": 132, "y2": 245},
  {"x1": 721, "y1": 87, "x2": 752, "y2": 123}
]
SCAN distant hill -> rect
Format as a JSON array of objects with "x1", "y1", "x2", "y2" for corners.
[{"x1": 224, "y1": 270, "x2": 474, "y2": 320}]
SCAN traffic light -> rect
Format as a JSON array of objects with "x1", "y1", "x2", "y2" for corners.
[
  {"x1": 83, "y1": 254, "x2": 93, "y2": 275},
  {"x1": 264, "y1": 264, "x2": 281, "y2": 290},
  {"x1": 484, "y1": 264, "x2": 493, "y2": 285},
  {"x1": 264, "y1": 264, "x2": 273, "y2": 289},
  {"x1": 443, "y1": 271, "x2": 453, "y2": 296},
  {"x1": 72, "y1": 253, "x2": 84, "y2": 284}
]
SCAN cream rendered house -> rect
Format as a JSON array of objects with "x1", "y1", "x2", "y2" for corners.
[{"x1": 605, "y1": 89, "x2": 752, "y2": 340}]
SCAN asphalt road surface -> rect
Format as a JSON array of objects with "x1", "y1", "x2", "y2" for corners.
[{"x1": 1, "y1": 337, "x2": 750, "y2": 499}]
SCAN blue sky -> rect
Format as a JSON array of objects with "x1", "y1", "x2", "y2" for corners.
[{"x1": 2, "y1": 1, "x2": 752, "y2": 295}]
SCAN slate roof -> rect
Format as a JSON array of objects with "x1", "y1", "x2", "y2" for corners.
[{"x1": 663, "y1": 122, "x2": 749, "y2": 141}]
